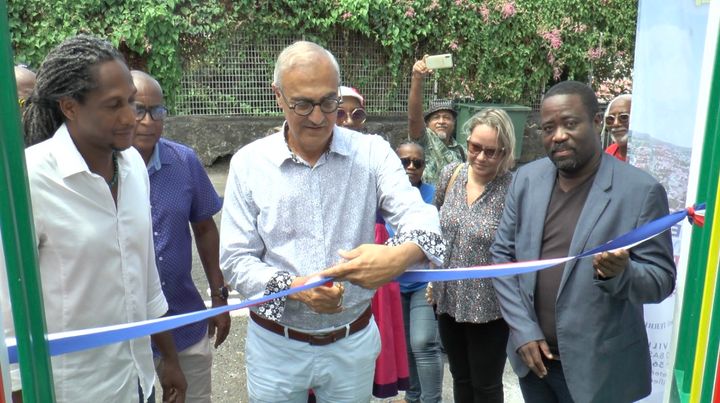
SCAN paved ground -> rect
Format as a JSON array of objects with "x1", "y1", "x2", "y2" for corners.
[{"x1": 166, "y1": 159, "x2": 524, "y2": 402}]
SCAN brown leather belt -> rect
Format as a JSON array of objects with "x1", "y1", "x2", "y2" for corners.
[{"x1": 250, "y1": 306, "x2": 372, "y2": 346}]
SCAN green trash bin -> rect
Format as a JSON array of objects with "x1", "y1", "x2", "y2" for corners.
[{"x1": 454, "y1": 103, "x2": 531, "y2": 160}]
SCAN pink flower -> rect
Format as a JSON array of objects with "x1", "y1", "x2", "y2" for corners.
[
  {"x1": 341, "y1": 11, "x2": 353, "y2": 20},
  {"x1": 455, "y1": 0, "x2": 464, "y2": 6},
  {"x1": 479, "y1": 4, "x2": 490, "y2": 23},
  {"x1": 405, "y1": 7, "x2": 416, "y2": 18},
  {"x1": 547, "y1": 52, "x2": 556, "y2": 65},
  {"x1": 501, "y1": 1, "x2": 517, "y2": 19},
  {"x1": 553, "y1": 66, "x2": 562, "y2": 80},
  {"x1": 587, "y1": 47, "x2": 606, "y2": 60},
  {"x1": 540, "y1": 28, "x2": 563, "y2": 49},
  {"x1": 450, "y1": 40, "x2": 459, "y2": 51}
]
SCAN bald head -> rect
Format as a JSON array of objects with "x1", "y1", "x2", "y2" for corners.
[
  {"x1": 14, "y1": 65, "x2": 36, "y2": 100},
  {"x1": 131, "y1": 70, "x2": 163, "y2": 96},
  {"x1": 272, "y1": 41, "x2": 341, "y2": 89}
]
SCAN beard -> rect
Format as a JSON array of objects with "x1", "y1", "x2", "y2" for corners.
[
  {"x1": 435, "y1": 130, "x2": 448, "y2": 140},
  {"x1": 548, "y1": 144, "x2": 580, "y2": 172},
  {"x1": 612, "y1": 132, "x2": 629, "y2": 145}
]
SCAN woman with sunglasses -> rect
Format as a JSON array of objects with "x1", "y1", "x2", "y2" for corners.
[
  {"x1": 338, "y1": 86, "x2": 368, "y2": 131},
  {"x1": 602, "y1": 94, "x2": 632, "y2": 161},
  {"x1": 336, "y1": 86, "x2": 411, "y2": 402},
  {"x1": 431, "y1": 108, "x2": 516, "y2": 403},
  {"x1": 390, "y1": 141, "x2": 444, "y2": 403}
]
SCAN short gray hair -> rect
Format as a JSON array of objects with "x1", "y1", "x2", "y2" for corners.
[
  {"x1": 273, "y1": 41, "x2": 341, "y2": 88},
  {"x1": 463, "y1": 108, "x2": 516, "y2": 174}
]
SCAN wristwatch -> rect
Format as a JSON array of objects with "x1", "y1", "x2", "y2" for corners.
[{"x1": 211, "y1": 285, "x2": 229, "y2": 300}]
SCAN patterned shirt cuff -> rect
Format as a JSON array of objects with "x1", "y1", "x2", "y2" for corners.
[
  {"x1": 386, "y1": 229, "x2": 446, "y2": 265},
  {"x1": 256, "y1": 271, "x2": 293, "y2": 321}
]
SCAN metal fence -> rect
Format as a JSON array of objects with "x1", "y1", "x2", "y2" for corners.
[{"x1": 175, "y1": 33, "x2": 433, "y2": 116}]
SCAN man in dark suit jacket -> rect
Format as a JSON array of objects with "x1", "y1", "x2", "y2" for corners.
[{"x1": 491, "y1": 81, "x2": 675, "y2": 403}]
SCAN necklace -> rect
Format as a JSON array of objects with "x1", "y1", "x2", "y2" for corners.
[{"x1": 107, "y1": 151, "x2": 118, "y2": 188}]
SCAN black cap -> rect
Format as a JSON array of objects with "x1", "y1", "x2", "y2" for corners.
[{"x1": 424, "y1": 99, "x2": 457, "y2": 122}]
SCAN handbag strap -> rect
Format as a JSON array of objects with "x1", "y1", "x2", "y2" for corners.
[{"x1": 444, "y1": 163, "x2": 464, "y2": 201}]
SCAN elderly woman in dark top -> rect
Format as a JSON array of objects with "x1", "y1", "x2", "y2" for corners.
[{"x1": 430, "y1": 108, "x2": 516, "y2": 403}]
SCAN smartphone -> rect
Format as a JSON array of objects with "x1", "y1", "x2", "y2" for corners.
[{"x1": 425, "y1": 54, "x2": 453, "y2": 70}]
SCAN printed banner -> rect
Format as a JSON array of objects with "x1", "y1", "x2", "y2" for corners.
[{"x1": 632, "y1": 1, "x2": 711, "y2": 401}]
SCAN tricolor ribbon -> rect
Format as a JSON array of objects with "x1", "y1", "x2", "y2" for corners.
[{"x1": 5, "y1": 204, "x2": 706, "y2": 364}]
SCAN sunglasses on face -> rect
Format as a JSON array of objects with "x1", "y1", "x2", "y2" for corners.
[
  {"x1": 337, "y1": 107, "x2": 367, "y2": 124},
  {"x1": 466, "y1": 141, "x2": 503, "y2": 159},
  {"x1": 135, "y1": 105, "x2": 168, "y2": 121},
  {"x1": 400, "y1": 157, "x2": 425, "y2": 169},
  {"x1": 604, "y1": 113, "x2": 630, "y2": 126}
]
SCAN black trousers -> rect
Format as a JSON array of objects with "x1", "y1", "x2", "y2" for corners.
[{"x1": 437, "y1": 314, "x2": 509, "y2": 403}]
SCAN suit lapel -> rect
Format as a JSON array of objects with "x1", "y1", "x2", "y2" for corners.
[
  {"x1": 557, "y1": 155, "x2": 613, "y2": 295},
  {"x1": 525, "y1": 160, "x2": 557, "y2": 292}
]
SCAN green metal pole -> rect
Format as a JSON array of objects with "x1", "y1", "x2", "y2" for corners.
[
  {"x1": 698, "y1": 21, "x2": 720, "y2": 403},
  {"x1": 672, "y1": 16, "x2": 720, "y2": 402},
  {"x1": 0, "y1": 1, "x2": 55, "y2": 402}
]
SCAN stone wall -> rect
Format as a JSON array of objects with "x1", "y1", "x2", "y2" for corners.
[{"x1": 163, "y1": 113, "x2": 546, "y2": 167}]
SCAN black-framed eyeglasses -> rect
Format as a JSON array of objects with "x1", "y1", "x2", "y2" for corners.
[
  {"x1": 337, "y1": 107, "x2": 367, "y2": 124},
  {"x1": 604, "y1": 113, "x2": 630, "y2": 126},
  {"x1": 278, "y1": 90, "x2": 342, "y2": 116},
  {"x1": 467, "y1": 141, "x2": 504, "y2": 159},
  {"x1": 400, "y1": 157, "x2": 425, "y2": 169},
  {"x1": 135, "y1": 105, "x2": 168, "y2": 121}
]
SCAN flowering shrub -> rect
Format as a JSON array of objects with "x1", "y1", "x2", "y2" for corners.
[
  {"x1": 245, "y1": 0, "x2": 638, "y2": 104},
  {"x1": 9, "y1": 0, "x2": 637, "y2": 107}
]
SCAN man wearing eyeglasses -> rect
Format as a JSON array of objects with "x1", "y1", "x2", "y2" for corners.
[
  {"x1": 602, "y1": 94, "x2": 632, "y2": 161},
  {"x1": 408, "y1": 56, "x2": 466, "y2": 185},
  {"x1": 131, "y1": 71, "x2": 230, "y2": 403},
  {"x1": 220, "y1": 41, "x2": 444, "y2": 402}
]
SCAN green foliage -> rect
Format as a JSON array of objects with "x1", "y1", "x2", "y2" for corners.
[
  {"x1": 9, "y1": 0, "x2": 637, "y2": 108},
  {"x1": 8, "y1": 0, "x2": 233, "y2": 107}
]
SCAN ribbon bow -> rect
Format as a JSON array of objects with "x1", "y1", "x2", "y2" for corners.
[{"x1": 687, "y1": 203, "x2": 706, "y2": 227}]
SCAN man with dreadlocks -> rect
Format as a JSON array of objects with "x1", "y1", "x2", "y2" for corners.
[{"x1": 21, "y1": 35, "x2": 186, "y2": 403}]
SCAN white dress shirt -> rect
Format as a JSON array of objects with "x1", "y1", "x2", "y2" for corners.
[
  {"x1": 23, "y1": 125, "x2": 168, "y2": 402},
  {"x1": 220, "y1": 126, "x2": 444, "y2": 331}
]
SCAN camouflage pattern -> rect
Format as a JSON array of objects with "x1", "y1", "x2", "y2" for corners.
[{"x1": 416, "y1": 127, "x2": 466, "y2": 185}]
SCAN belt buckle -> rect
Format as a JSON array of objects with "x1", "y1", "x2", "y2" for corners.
[
  {"x1": 308, "y1": 324, "x2": 350, "y2": 346},
  {"x1": 308, "y1": 332, "x2": 338, "y2": 346}
]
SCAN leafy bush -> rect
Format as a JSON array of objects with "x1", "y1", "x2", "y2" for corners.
[{"x1": 9, "y1": 0, "x2": 636, "y2": 107}]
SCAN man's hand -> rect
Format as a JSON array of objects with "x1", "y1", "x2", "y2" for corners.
[
  {"x1": 320, "y1": 243, "x2": 425, "y2": 289},
  {"x1": 517, "y1": 340, "x2": 553, "y2": 378},
  {"x1": 208, "y1": 300, "x2": 231, "y2": 348},
  {"x1": 157, "y1": 357, "x2": 187, "y2": 403},
  {"x1": 289, "y1": 276, "x2": 344, "y2": 314},
  {"x1": 412, "y1": 55, "x2": 432, "y2": 80},
  {"x1": 592, "y1": 249, "x2": 629, "y2": 279}
]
